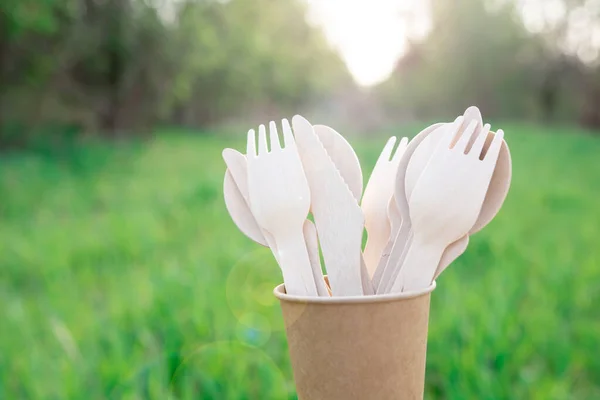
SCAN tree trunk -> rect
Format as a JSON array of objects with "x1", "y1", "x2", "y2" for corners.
[
  {"x1": 102, "y1": 0, "x2": 126, "y2": 137},
  {"x1": 0, "y1": 16, "x2": 9, "y2": 137}
]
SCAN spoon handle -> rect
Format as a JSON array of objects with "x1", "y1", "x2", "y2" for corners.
[
  {"x1": 372, "y1": 200, "x2": 402, "y2": 289},
  {"x1": 375, "y1": 221, "x2": 411, "y2": 294},
  {"x1": 390, "y1": 239, "x2": 443, "y2": 293},
  {"x1": 381, "y1": 230, "x2": 413, "y2": 294},
  {"x1": 434, "y1": 235, "x2": 470, "y2": 279},
  {"x1": 303, "y1": 220, "x2": 329, "y2": 297},
  {"x1": 276, "y1": 229, "x2": 319, "y2": 296},
  {"x1": 360, "y1": 255, "x2": 375, "y2": 295}
]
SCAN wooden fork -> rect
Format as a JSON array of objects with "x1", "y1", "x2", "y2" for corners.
[
  {"x1": 246, "y1": 120, "x2": 318, "y2": 296},
  {"x1": 391, "y1": 117, "x2": 504, "y2": 292}
]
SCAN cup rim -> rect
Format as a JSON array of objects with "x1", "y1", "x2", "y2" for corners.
[{"x1": 273, "y1": 281, "x2": 436, "y2": 304}]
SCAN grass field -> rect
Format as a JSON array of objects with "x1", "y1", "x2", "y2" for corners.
[{"x1": 1, "y1": 124, "x2": 600, "y2": 399}]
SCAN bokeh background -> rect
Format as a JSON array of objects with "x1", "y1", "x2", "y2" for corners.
[{"x1": 1, "y1": 0, "x2": 599, "y2": 398}]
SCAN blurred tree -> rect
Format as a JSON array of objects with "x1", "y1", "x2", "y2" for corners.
[
  {"x1": 165, "y1": 0, "x2": 350, "y2": 126},
  {"x1": 0, "y1": 0, "x2": 351, "y2": 147},
  {"x1": 376, "y1": 0, "x2": 600, "y2": 131},
  {"x1": 377, "y1": 0, "x2": 547, "y2": 121}
]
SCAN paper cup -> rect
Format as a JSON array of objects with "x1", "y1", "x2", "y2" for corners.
[{"x1": 274, "y1": 282, "x2": 436, "y2": 400}]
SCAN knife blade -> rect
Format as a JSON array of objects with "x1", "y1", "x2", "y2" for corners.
[{"x1": 293, "y1": 115, "x2": 364, "y2": 296}]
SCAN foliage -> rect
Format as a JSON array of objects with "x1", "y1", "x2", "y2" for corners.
[
  {"x1": 3, "y1": 0, "x2": 600, "y2": 146},
  {"x1": 1, "y1": 125, "x2": 599, "y2": 398},
  {"x1": 0, "y1": 0, "x2": 351, "y2": 147},
  {"x1": 375, "y1": 0, "x2": 600, "y2": 129}
]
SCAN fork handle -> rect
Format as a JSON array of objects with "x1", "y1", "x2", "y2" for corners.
[
  {"x1": 276, "y1": 230, "x2": 319, "y2": 296},
  {"x1": 303, "y1": 221, "x2": 330, "y2": 297},
  {"x1": 389, "y1": 239, "x2": 443, "y2": 293},
  {"x1": 375, "y1": 221, "x2": 411, "y2": 294}
]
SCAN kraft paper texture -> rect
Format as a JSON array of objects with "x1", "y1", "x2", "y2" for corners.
[{"x1": 274, "y1": 282, "x2": 435, "y2": 400}]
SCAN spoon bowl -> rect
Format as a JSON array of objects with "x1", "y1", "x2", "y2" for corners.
[
  {"x1": 407, "y1": 125, "x2": 512, "y2": 234},
  {"x1": 372, "y1": 123, "x2": 444, "y2": 292},
  {"x1": 223, "y1": 125, "x2": 363, "y2": 247},
  {"x1": 401, "y1": 115, "x2": 511, "y2": 284}
]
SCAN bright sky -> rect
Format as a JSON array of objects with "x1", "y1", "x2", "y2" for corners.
[{"x1": 305, "y1": 0, "x2": 428, "y2": 87}]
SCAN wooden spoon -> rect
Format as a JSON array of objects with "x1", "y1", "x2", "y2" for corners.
[
  {"x1": 402, "y1": 114, "x2": 511, "y2": 281},
  {"x1": 390, "y1": 111, "x2": 511, "y2": 291},
  {"x1": 434, "y1": 129, "x2": 512, "y2": 278},
  {"x1": 391, "y1": 120, "x2": 505, "y2": 292},
  {"x1": 373, "y1": 123, "x2": 444, "y2": 293},
  {"x1": 223, "y1": 125, "x2": 363, "y2": 247},
  {"x1": 362, "y1": 137, "x2": 408, "y2": 277},
  {"x1": 223, "y1": 124, "x2": 368, "y2": 295}
]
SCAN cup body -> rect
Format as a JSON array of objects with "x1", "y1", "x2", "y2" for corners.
[{"x1": 274, "y1": 282, "x2": 435, "y2": 400}]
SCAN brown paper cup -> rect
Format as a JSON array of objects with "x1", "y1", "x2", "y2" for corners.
[{"x1": 274, "y1": 282, "x2": 436, "y2": 400}]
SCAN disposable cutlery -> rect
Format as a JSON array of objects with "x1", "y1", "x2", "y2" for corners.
[
  {"x1": 222, "y1": 109, "x2": 511, "y2": 297},
  {"x1": 223, "y1": 122, "x2": 368, "y2": 295},
  {"x1": 361, "y1": 136, "x2": 408, "y2": 277},
  {"x1": 372, "y1": 123, "x2": 444, "y2": 293},
  {"x1": 313, "y1": 125, "x2": 363, "y2": 201},
  {"x1": 223, "y1": 149, "x2": 328, "y2": 296},
  {"x1": 246, "y1": 121, "x2": 317, "y2": 296},
  {"x1": 223, "y1": 150, "x2": 269, "y2": 246},
  {"x1": 392, "y1": 109, "x2": 511, "y2": 287},
  {"x1": 222, "y1": 124, "x2": 364, "y2": 248},
  {"x1": 391, "y1": 118, "x2": 504, "y2": 292},
  {"x1": 293, "y1": 115, "x2": 365, "y2": 296},
  {"x1": 312, "y1": 126, "x2": 373, "y2": 295}
]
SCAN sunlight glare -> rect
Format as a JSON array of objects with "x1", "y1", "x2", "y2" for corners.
[{"x1": 305, "y1": 0, "x2": 422, "y2": 87}]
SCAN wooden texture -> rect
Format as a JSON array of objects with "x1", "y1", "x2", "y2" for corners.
[
  {"x1": 395, "y1": 107, "x2": 511, "y2": 284},
  {"x1": 246, "y1": 120, "x2": 317, "y2": 296},
  {"x1": 313, "y1": 125, "x2": 373, "y2": 295},
  {"x1": 378, "y1": 107, "x2": 512, "y2": 292},
  {"x1": 372, "y1": 123, "x2": 444, "y2": 293},
  {"x1": 433, "y1": 128, "x2": 512, "y2": 278},
  {"x1": 393, "y1": 118, "x2": 504, "y2": 292},
  {"x1": 370, "y1": 196, "x2": 400, "y2": 288},
  {"x1": 313, "y1": 125, "x2": 363, "y2": 200},
  {"x1": 223, "y1": 122, "x2": 370, "y2": 296},
  {"x1": 361, "y1": 136, "x2": 408, "y2": 277},
  {"x1": 293, "y1": 115, "x2": 365, "y2": 296},
  {"x1": 222, "y1": 149, "x2": 268, "y2": 246},
  {"x1": 303, "y1": 220, "x2": 331, "y2": 296},
  {"x1": 222, "y1": 124, "x2": 364, "y2": 248}
]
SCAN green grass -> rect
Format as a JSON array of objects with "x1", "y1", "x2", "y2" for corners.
[{"x1": 1, "y1": 125, "x2": 599, "y2": 399}]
